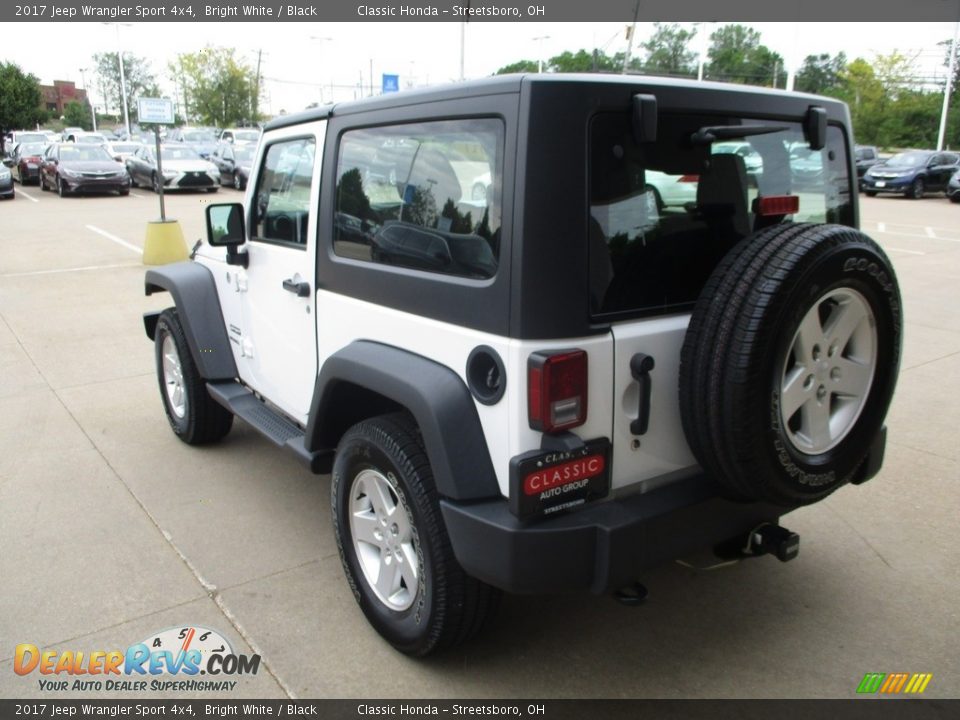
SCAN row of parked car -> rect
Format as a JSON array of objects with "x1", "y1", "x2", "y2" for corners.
[
  {"x1": 1, "y1": 126, "x2": 260, "y2": 199},
  {"x1": 856, "y1": 145, "x2": 960, "y2": 201}
]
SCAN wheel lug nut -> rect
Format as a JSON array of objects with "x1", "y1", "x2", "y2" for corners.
[
  {"x1": 830, "y1": 367, "x2": 841, "y2": 381},
  {"x1": 812, "y1": 344, "x2": 822, "y2": 361},
  {"x1": 804, "y1": 374, "x2": 815, "y2": 390},
  {"x1": 817, "y1": 385, "x2": 827, "y2": 401},
  {"x1": 828, "y1": 343, "x2": 838, "y2": 358}
]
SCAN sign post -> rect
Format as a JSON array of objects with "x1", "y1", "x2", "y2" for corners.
[
  {"x1": 137, "y1": 98, "x2": 175, "y2": 221},
  {"x1": 136, "y1": 97, "x2": 187, "y2": 265}
]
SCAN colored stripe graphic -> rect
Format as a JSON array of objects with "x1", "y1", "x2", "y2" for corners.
[
  {"x1": 905, "y1": 674, "x2": 933, "y2": 694},
  {"x1": 857, "y1": 672, "x2": 932, "y2": 694},
  {"x1": 857, "y1": 673, "x2": 886, "y2": 693}
]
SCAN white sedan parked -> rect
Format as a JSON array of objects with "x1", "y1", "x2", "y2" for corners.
[{"x1": 125, "y1": 145, "x2": 220, "y2": 193}]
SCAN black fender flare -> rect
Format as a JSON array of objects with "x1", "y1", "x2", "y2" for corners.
[
  {"x1": 306, "y1": 341, "x2": 500, "y2": 501},
  {"x1": 144, "y1": 262, "x2": 237, "y2": 381}
]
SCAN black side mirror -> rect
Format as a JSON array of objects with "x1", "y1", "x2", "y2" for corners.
[{"x1": 206, "y1": 203, "x2": 248, "y2": 267}]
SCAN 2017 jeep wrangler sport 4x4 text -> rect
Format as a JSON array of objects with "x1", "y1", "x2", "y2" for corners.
[{"x1": 143, "y1": 75, "x2": 902, "y2": 656}]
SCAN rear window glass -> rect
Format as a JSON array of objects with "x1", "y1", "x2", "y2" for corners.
[
  {"x1": 589, "y1": 112, "x2": 852, "y2": 317},
  {"x1": 334, "y1": 118, "x2": 503, "y2": 280}
]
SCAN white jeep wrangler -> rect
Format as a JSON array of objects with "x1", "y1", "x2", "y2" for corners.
[{"x1": 144, "y1": 75, "x2": 902, "y2": 656}]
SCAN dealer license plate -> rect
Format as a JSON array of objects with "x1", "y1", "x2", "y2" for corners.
[{"x1": 509, "y1": 438, "x2": 610, "y2": 519}]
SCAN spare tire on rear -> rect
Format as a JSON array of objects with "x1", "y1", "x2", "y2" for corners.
[{"x1": 679, "y1": 223, "x2": 902, "y2": 506}]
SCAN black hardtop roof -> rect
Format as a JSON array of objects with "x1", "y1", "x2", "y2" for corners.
[{"x1": 263, "y1": 73, "x2": 845, "y2": 132}]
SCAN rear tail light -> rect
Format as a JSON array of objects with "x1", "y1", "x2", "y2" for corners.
[
  {"x1": 528, "y1": 350, "x2": 588, "y2": 433},
  {"x1": 678, "y1": 174, "x2": 700, "y2": 183},
  {"x1": 756, "y1": 195, "x2": 799, "y2": 216}
]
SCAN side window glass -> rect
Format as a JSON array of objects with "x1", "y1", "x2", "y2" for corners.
[
  {"x1": 252, "y1": 137, "x2": 316, "y2": 247},
  {"x1": 334, "y1": 118, "x2": 503, "y2": 280}
]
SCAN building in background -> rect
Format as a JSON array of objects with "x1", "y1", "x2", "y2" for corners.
[{"x1": 40, "y1": 81, "x2": 88, "y2": 115}]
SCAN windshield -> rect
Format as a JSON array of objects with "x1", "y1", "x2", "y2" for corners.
[
  {"x1": 183, "y1": 131, "x2": 216, "y2": 143},
  {"x1": 111, "y1": 143, "x2": 140, "y2": 153},
  {"x1": 19, "y1": 143, "x2": 46, "y2": 156},
  {"x1": 60, "y1": 145, "x2": 113, "y2": 162},
  {"x1": 76, "y1": 134, "x2": 107, "y2": 144},
  {"x1": 161, "y1": 146, "x2": 201, "y2": 161},
  {"x1": 235, "y1": 130, "x2": 260, "y2": 142},
  {"x1": 886, "y1": 152, "x2": 931, "y2": 168}
]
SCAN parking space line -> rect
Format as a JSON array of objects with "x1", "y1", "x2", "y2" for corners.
[
  {"x1": 86, "y1": 224, "x2": 142, "y2": 254},
  {"x1": 877, "y1": 222, "x2": 886, "y2": 233},
  {"x1": 925, "y1": 227, "x2": 937, "y2": 238},
  {"x1": 1, "y1": 263, "x2": 140, "y2": 279},
  {"x1": 16, "y1": 187, "x2": 39, "y2": 203},
  {"x1": 129, "y1": 190, "x2": 152, "y2": 199},
  {"x1": 885, "y1": 247, "x2": 926, "y2": 256},
  {"x1": 874, "y1": 228, "x2": 960, "y2": 243}
]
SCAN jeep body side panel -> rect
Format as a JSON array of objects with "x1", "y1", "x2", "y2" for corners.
[
  {"x1": 306, "y1": 340, "x2": 500, "y2": 501},
  {"x1": 512, "y1": 75, "x2": 856, "y2": 340},
  {"x1": 145, "y1": 262, "x2": 237, "y2": 380},
  {"x1": 315, "y1": 90, "x2": 520, "y2": 337}
]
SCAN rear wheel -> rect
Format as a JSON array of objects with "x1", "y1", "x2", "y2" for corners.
[
  {"x1": 152, "y1": 173, "x2": 161, "y2": 194},
  {"x1": 233, "y1": 174, "x2": 243, "y2": 191},
  {"x1": 39, "y1": 173, "x2": 48, "y2": 191},
  {"x1": 57, "y1": 177, "x2": 67, "y2": 197},
  {"x1": 680, "y1": 223, "x2": 902, "y2": 505},
  {"x1": 332, "y1": 413, "x2": 499, "y2": 656},
  {"x1": 154, "y1": 308, "x2": 233, "y2": 445},
  {"x1": 865, "y1": 190, "x2": 877, "y2": 197}
]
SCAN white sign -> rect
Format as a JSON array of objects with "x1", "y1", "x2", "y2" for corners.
[{"x1": 137, "y1": 97, "x2": 175, "y2": 125}]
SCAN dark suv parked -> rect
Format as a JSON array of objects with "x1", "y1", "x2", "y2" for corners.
[{"x1": 862, "y1": 150, "x2": 960, "y2": 198}]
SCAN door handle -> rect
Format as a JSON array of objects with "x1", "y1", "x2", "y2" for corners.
[
  {"x1": 629, "y1": 353, "x2": 655, "y2": 436},
  {"x1": 282, "y1": 278, "x2": 311, "y2": 297}
]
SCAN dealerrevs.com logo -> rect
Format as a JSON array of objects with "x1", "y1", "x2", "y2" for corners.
[{"x1": 14, "y1": 625, "x2": 261, "y2": 692}]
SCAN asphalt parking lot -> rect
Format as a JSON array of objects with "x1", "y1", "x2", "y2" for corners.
[{"x1": 1, "y1": 184, "x2": 958, "y2": 700}]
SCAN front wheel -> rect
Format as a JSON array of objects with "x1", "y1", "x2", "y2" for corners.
[
  {"x1": 154, "y1": 308, "x2": 233, "y2": 445},
  {"x1": 908, "y1": 177, "x2": 924, "y2": 199},
  {"x1": 152, "y1": 173, "x2": 162, "y2": 194},
  {"x1": 331, "y1": 413, "x2": 499, "y2": 656},
  {"x1": 233, "y1": 174, "x2": 243, "y2": 191}
]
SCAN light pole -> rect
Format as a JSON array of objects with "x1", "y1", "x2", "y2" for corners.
[
  {"x1": 937, "y1": 18, "x2": 959, "y2": 151},
  {"x1": 78, "y1": 67, "x2": 97, "y2": 131},
  {"x1": 103, "y1": 22, "x2": 132, "y2": 137},
  {"x1": 533, "y1": 35, "x2": 550, "y2": 73},
  {"x1": 309, "y1": 36, "x2": 334, "y2": 103}
]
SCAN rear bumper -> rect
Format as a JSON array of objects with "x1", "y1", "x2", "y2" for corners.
[{"x1": 441, "y1": 474, "x2": 792, "y2": 595}]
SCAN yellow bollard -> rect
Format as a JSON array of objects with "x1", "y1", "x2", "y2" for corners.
[{"x1": 143, "y1": 219, "x2": 189, "y2": 265}]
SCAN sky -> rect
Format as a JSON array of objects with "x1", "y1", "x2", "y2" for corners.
[{"x1": 5, "y1": 21, "x2": 959, "y2": 118}]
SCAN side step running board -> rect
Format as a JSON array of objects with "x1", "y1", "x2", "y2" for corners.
[{"x1": 206, "y1": 381, "x2": 333, "y2": 474}]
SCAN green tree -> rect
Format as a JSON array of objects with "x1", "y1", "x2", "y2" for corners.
[
  {"x1": 494, "y1": 59, "x2": 539, "y2": 74},
  {"x1": 640, "y1": 23, "x2": 697, "y2": 77},
  {"x1": 795, "y1": 52, "x2": 847, "y2": 95},
  {"x1": 706, "y1": 24, "x2": 784, "y2": 87},
  {"x1": 62, "y1": 101, "x2": 91, "y2": 130},
  {"x1": 0, "y1": 62, "x2": 44, "y2": 152},
  {"x1": 835, "y1": 58, "x2": 885, "y2": 144},
  {"x1": 172, "y1": 48, "x2": 258, "y2": 127},
  {"x1": 93, "y1": 52, "x2": 159, "y2": 122},
  {"x1": 495, "y1": 48, "x2": 621, "y2": 75}
]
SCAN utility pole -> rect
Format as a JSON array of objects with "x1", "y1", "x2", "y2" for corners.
[
  {"x1": 253, "y1": 49, "x2": 262, "y2": 123},
  {"x1": 621, "y1": 0, "x2": 640, "y2": 74},
  {"x1": 937, "y1": 19, "x2": 959, "y2": 151},
  {"x1": 79, "y1": 68, "x2": 96, "y2": 131},
  {"x1": 533, "y1": 35, "x2": 550, "y2": 73}
]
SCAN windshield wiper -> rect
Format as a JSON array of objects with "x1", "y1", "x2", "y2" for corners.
[{"x1": 690, "y1": 125, "x2": 788, "y2": 145}]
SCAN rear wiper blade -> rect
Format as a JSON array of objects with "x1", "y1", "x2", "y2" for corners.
[{"x1": 690, "y1": 125, "x2": 788, "y2": 144}]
